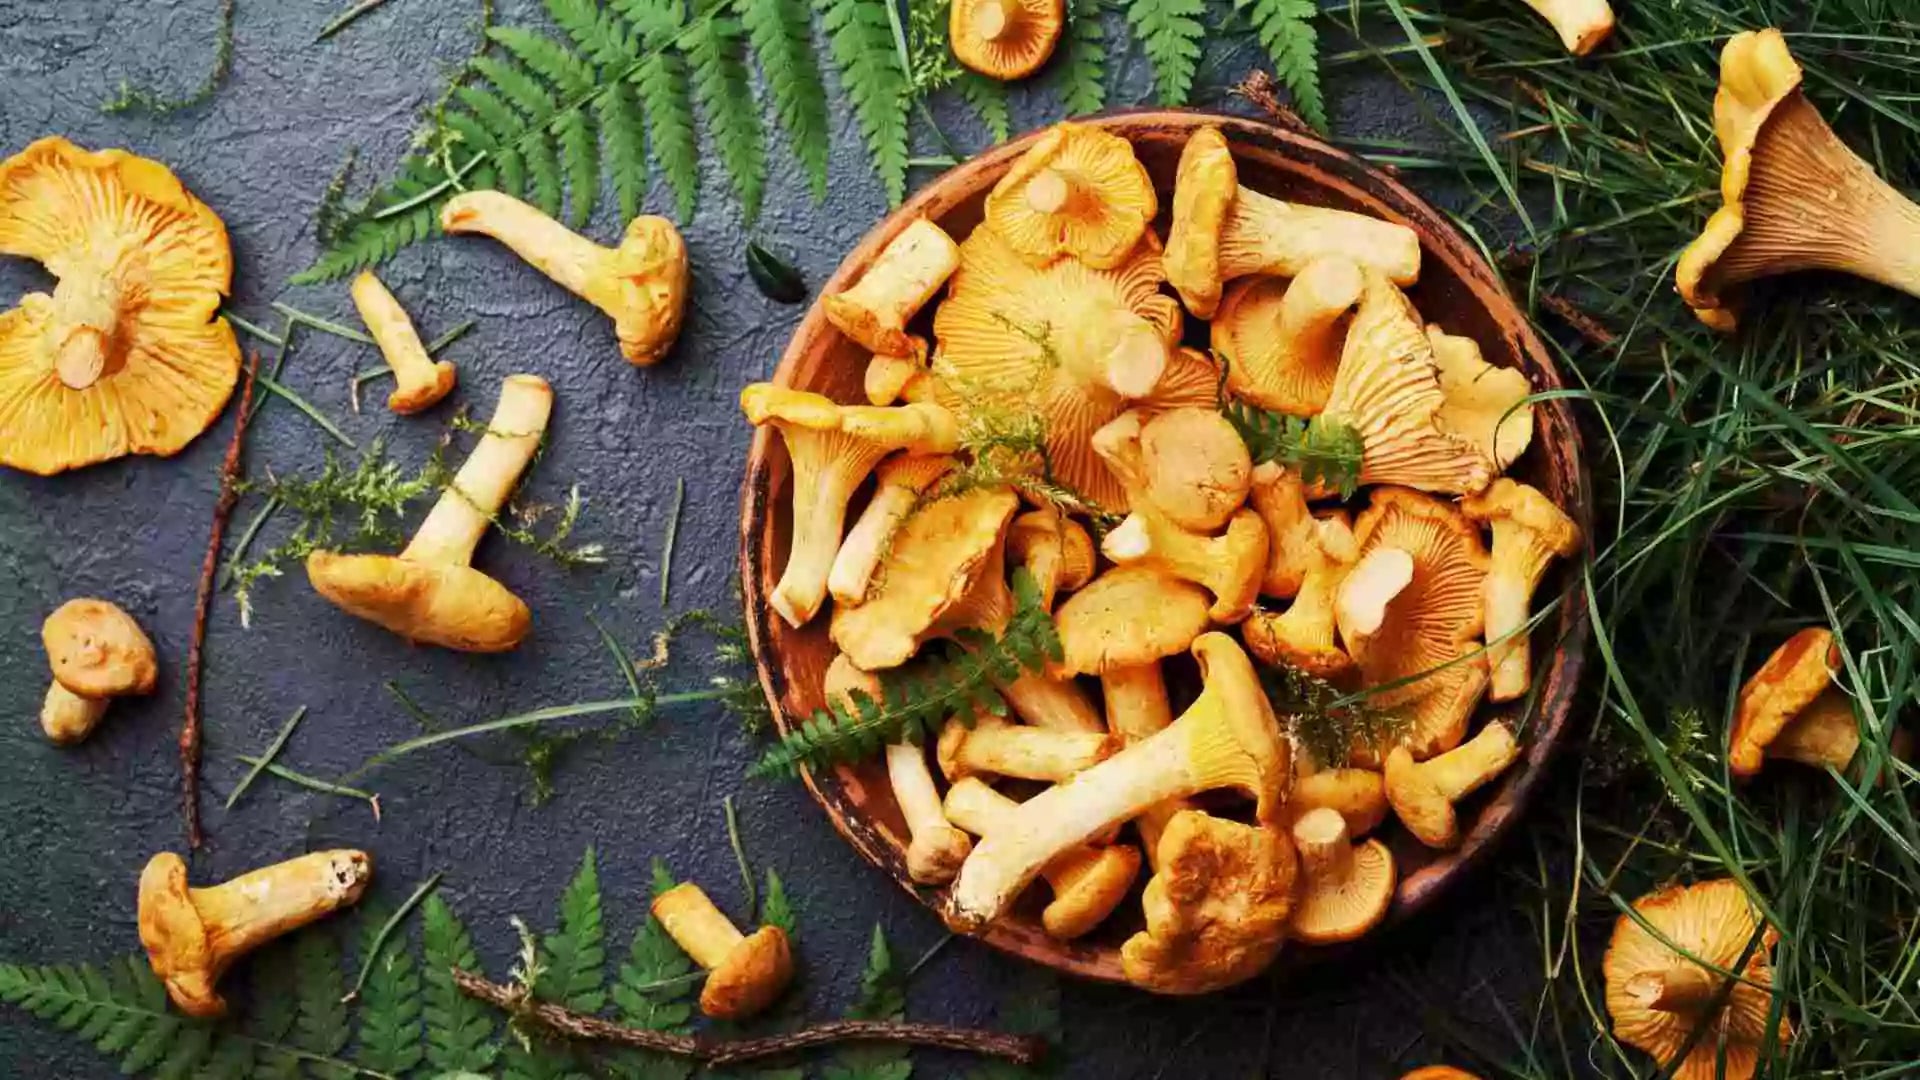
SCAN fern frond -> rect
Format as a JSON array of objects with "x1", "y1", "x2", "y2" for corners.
[
  {"x1": 820, "y1": 925, "x2": 909, "y2": 1080},
  {"x1": 353, "y1": 908, "x2": 423, "y2": 1076},
  {"x1": 610, "y1": 871, "x2": 698, "y2": 1080},
  {"x1": 290, "y1": 931, "x2": 352, "y2": 1078},
  {"x1": 547, "y1": 0, "x2": 644, "y2": 68},
  {"x1": 633, "y1": 45, "x2": 702, "y2": 221},
  {"x1": 556, "y1": 107, "x2": 602, "y2": 225},
  {"x1": 957, "y1": 72, "x2": 1010, "y2": 143},
  {"x1": 739, "y1": 0, "x2": 833, "y2": 200},
  {"x1": 683, "y1": 3, "x2": 768, "y2": 220},
  {"x1": 817, "y1": 0, "x2": 911, "y2": 204},
  {"x1": 490, "y1": 26, "x2": 601, "y2": 98},
  {"x1": 1125, "y1": 0, "x2": 1204, "y2": 104},
  {"x1": 521, "y1": 123, "x2": 567, "y2": 217},
  {"x1": 538, "y1": 848, "x2": 608, "y2": 1013},
  {"x1": 421, "y1": 894, "x2": 499, "y2": 1073},
  {"x1": 1053, "y1": 0, "x2": 1106, "y2": 116},
  {"x1": 290, "y1": 157, "x2": 446, "y2": 284},
  {"x1": 761, "y1": 868, "x2": 796, "y2": 938},
  {"x1": 1221, "y1": 399, "x2": 1364, "y2": 498},
  {"x1": 473, "y1": 52, "x2": 562, "y2": 121},
  {"x1": 597, "y1": 81, "x2": 652, "y2": 221},
  {"x1": 1235, "y1": 0, "x2": 1325, "y2": 131}
]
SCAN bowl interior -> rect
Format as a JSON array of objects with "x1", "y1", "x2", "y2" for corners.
[{"x1": 739, "y1": 111, "x2": 1591, "y2": 985}]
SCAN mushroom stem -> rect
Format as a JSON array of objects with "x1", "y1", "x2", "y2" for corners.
[
  {"x1": 1024, "y1": 168, "x2": 1076, "y2": 214},
  {"x1": 823, "y1": 219, "x2": 962, "y2": 359},
  {"x1": 351, "y1": 271, "x2": 456, "y2": 414},
  {"x1": 943, "y1": 778, "x2": 1139, "y2": 941},
  {"x1": 940, "y1": 715, "x2": 1115, "y2": 782},
  {"x1": 1628, "y1": 963, "x2": 1719, "y2": 1014},
  {"x1": 778, "y1": 434, "x2": 889, "y2": 627},
  {"x1": 887, "y1": 741, "x2": 973, "y2": 884},
  {"x1": 653, "y1": 883, "x2": 747, "y2": 970},
  {"x1": 48, "y1": 271, "x2": 128, "y2": 389},
  {"x1": 1102, "y1": 664, "x2": 1171, "y2": 741},
  {"x1": 442, "y1": 191, "x2": 609, "y2": 302},
  {"x1": 403, "y1": 374, "x2": 553, "y2": 566},
  {"x1": 969, "y1": 0, "x2": 1015, "y2": 41},
  {"x1": 1483, "y1": 563, "x2": 1545, "y2": 694},
  {"x1": 828, "y1": 483, "x2": 920, "y2": 605},
  {"x1": 1002, "y1": 673, "x2": 1105, "y2": 733},
  {"x1": 1291, "y1": 805, "x2": 1354, "y2": 882},
  {"x1": 1220, "y1": 188, "x2": 1423, "y2": 286},
  {"x1": 1334, "y1": 545, "x2": 1414, "y2": 654},
  {"x1": 187, "y1": 851, "x2": 374, "y2": 960},
  {"x1": 40, "y1": 682, "x2": 108, "y2": 744}
]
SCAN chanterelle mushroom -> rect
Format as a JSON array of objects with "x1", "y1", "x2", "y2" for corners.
[
  {"x1": 824, "y1": 654, "x2": 971, "y2": 884},
  {"x1": 938, "y1": 711, "x2": 1116, "y2": 783},
  {"x1": 1119, "y1": 810, "x2": 1296, "y2": 994},
  {"x1": 1603, "y1": 878, "x2": 1791, "y2": 1080},
  {"x1": 1213, "y1": 257, "x2": 1364, "y2": 416},
  {"x1": 950, "y1": 0, "x2": 1064, "y2": 81},
  {"x1": 0, "y1": 137, "x2": 240, "y2": 475},
  {"x1": 1246, "y1": 464, "x2": 1316, "y2": 599},
  {"x1": 1727, "y1": 627, "x2": 1879, "y2": 778},
  {"x1": 652, "y1": 881, "x2": 794, "y2": 1020},
  {"x1": 350, "y1": 271, "x2": 455, "y2": 414},
  {"x1": 943, "y1": 778, "x2": 1141, "y2": 940},
  {"x1": 824, "y1": 218, "x2": 961, "y2": 360},
  {"x1": 743, "y1": 385, "x2": 961, "y2": 629},
  {"x1": 139, "y1": 849, "x2": 371, "y2": 1017},
  {"x1": 827, "y1": 453, "x2": 955, "y2": 606},
  {"x1": 1676, "y1": 29, "x2": 1920, "y2": 330},
  {"x1": 39, "y1": 598, "x2": 157, "y2": 745},
  {"x1": 1384, "y1": 721, "x2": 1519, "y2": 849},
  {"x1": 1006, "y1": 504, "x2": 1094, "y2": 612},
  {"x1": 1428, "y1": 325, "x2": 1534, "y2": 472},
  {"x1": 1461, "y1": 479, "x2": 1580, "y2": 703},
  {"x1": 1055, "y1": 567, "x2": 1212, "y2": 741},
  {"x1": 1287, "y1": 767, "x2": 1389, "y2": 837},
  {"x1": 1242, "y1": 512, "x2": 1361, "y2": 679},
  {"x1": 945, "y1": 633, "x2": 1289, "y2": 931},
  {"x1": 983, "y1": 123, "x2": 1155, "y2": 269},
  {"x1": 1521, "y1": 0, "x2": 1614, "y2": 56},
  {"x1": 307, "y1": 374, "x2": 550, "y2": 652},
  {"x1": 441, "y1": 190, "x2": 687, "y2": 365},
  {"x1": 1164, "y1": 126, "x2": 1421, "y2": 320},
  {"x1": 1288, "y1": 806, "x2": 1395, "y2": 944},
  {"x1": 1138, "y1": 407, "x2": 1254, "y2": 533}
]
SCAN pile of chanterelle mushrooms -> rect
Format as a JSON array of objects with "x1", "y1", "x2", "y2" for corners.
[{"x1": 742, "y1": 121, "x2": 1580, "y2": 995}]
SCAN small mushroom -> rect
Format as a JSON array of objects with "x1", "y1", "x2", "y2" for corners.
[
  {"x1": 1164, "y1": 126, "x2": 1421, "y2": 320},
  {"x1": 306, "y1": 374, "x2": 551, "y2": 652},
  {"x1": 1520, "y1": 0, "x2": 1614, "y2": 55},
  {"x1": 744, "y1": 385, "x2": 962, "y2": 629},
  {"x1": 1286, "y1": 767, "x2": 1389, "y2": 837},
  {"x1": 825, "y1": 218, "x2": 961, "y2": 359},
  {"x1": 350, "y1": 270, "x2": 455, "y2": 414},
  {"x1": 1212, "y1": 258, "x2": 1365, "y2": 416},
  {"x1": 1138, "y1": 407, "x2": 1253, "y2": 533},
  {"x1": 1428, "y1": 325, "x2": 1534, "y2": 472},
  {"x1": 652, "y1": 881, "x2": 795, "y2": 1020},
  {"x1": 1242, "y1": 512, "x2": 1361, "y2": 679},
  {"x1": 1102, "y1": 507, "x2": 1267, "y2": 625},
  {"x1": 139, "y1": 849, "x2": 372, "y2": 1017},
  {"x1": 943, "y1": 778, "x2": 1141, "y2": 940},
  {"x1": 1461, "y1": 479, "x2": 1581, "y2": 702},
  {"x1": 827, "y1": 453, "x2": 955, "y2": 606},
  {"x1": 1400, "y1": 1069, "x2": 1484, "y2": 1080},
  {"x1": 1603, "y1": 878, "x2": 1790, "y2": 1080},
  {"x1": 945, "y1": 633, "x2": 1289, "y2": 930},
  {"x1": 1288, "y1": 806, "x2": 1395, "y2": 944},
  {"x1": 1006, "y1": 504, "x2": 1095, "y2": 612},
  {"x1": 1055, "y1": 567, "x2": 1212, "y2": 741},
  {"x1": 865, "y1": 341, "x2": 932, "y2": 406},
  {"x1": 1332, "y1": 545, "x2": 1415, "y2": 658},
  {"x1": 1677, "y1": 29, "x2": 1920, "y2": 330},
  {"x1": 1726, "y1": 627, "x2": 1886, "y2": 778},
  {"x1": 0, "y1": 137, "x2": 240, "y2": 475},
  {"x1": 1246, "y1": 463, "x2": 1317, "y2": 599},
  {"x1": 982, "y1": 123, "x2": 1155, "y2": 269},
  {"x1": 1119, "y1": 809, "x2": 1296, "y2": 994},
  {"x1": 441, "y1": 190, "x2": 687, "y2": 365},
  {"x1": 937, "y1": 711, "x2": 1117, "y2": 783},
  {"x1": 949, "y1": 0, "x2": 1064, "y2": 81},
  {"x1": 1383, "y1": 721, "x2": 1519, "y2": 849},
  {"x1": 38, "y1": 598, "x2": 157, "y2": 744},
  {"x1": 824, "y1": 654, "x2": 971, "y2": 884}
]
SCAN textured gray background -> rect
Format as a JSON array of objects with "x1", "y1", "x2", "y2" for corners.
[{"x1": 0, "y1": 2, "x2": 1549, "y2": 1076}]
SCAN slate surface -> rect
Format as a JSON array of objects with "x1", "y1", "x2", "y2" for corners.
[{"x1": 0, "y1": 2, "x2": 1548, "y2": 1076}]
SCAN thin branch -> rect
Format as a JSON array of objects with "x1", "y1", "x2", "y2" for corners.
[{"x1": 1232, "y1": 70, "x2": 1313, "y2": 136}]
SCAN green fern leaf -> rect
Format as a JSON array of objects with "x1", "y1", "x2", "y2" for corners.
[
  {"x1": 421, "y1": 894, "x2": 499, "y2": 1073},
  {"x1": 290, "y1": 930, "x2": 353, "y2": 1078},
  {"x1": 290, "y1": 156, "x2": 447, "y2": 283},
  {"x1": 761, "y1": 868, "x2": 796, "y2": 938},
  {"x1": 489, "y1": 26, "x2": 600, "y2": 98},
  {"x1": 1235, "y1": 0, "x2": 1325, "y2": 131},
  {"x1": 817, "y1": 0, "x2": 911, "y2": 204},
  {"x1": 1125, "y1": 0, "x2": 1204, "y2": 104},
  {"x1": 454, "y1": 84, "x2": 530, "y2": 144},
  {"x1": 611, "y1": 870, "x2": 698, "y2": 1080},
  {"x1": 473, "y1": 53, "x2": 562, "y2": 120},
  {"x1": 539, "y1": 848, "x2": 608, "y2": 1012},
  {"x1": 353, "y1": 909, "x2": 424, "y2": 1075},
  {"x1": 556, "y1": 107, "x2": 602, "y2": 225},
  {"x1": 633, "y1": 45, "x2": 702, "y2": 221},
  {"x1": 738, "y1": 0, "x2": 832, "y2": 199},
  {"x1": 821, "y1": 925, "x2": 909, "y2": 1080},
  {"x1": 597, "y1": 81, "x2": 652, "y2": 221},
  {"x1": 957, "y1": 72, "x2": 1010, "y2": 143},
  {"x1": 962, "y1": 967, "x2": 1062, "y2": 1080},
  {"x1": 548, "y1": 0, "x2": 644, "y2": 66},
  {"x1": 523, "y1": 127, "x2": 567, "y2": 216},
  {"x1": 1053, "y1": 0, "x2": 1106, "y2": 115},
  {"x1": 683, "y1": 3, "x2": 767, "y2": 220}
]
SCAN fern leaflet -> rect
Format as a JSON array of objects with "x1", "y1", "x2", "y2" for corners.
[
  {"x1": 739, "y1": 0, "x2": 833, "y2": 200},
  {"x1": 1053, "y1": 0, "x2": 1106, "y2": 116},
  {"x1": 1125, "y1": 0, "x2": 1205, "y2": 105},
  {"x1": 1235, "y1": 0, "x2": 1325, "y2": 131},
  {"x1": 548, "y1": 0, "x2": 644, "y2": 66},
  {"x1": 1222, "y1": 399, "x2": 1364, "y2": 498},
  {"x1": 597, "y1": 80, "x2": 653, "y2": 221},
  {"x1": 762, "y1": 868, "x2": 796, "y2": 938},
  {"x1": 957, "y1": 72, "x2": 1010, "y2": 143},
  {"x1": 610, "y1": 868, "x2": 699, "y2": 1080},
  {"x1": 538, "y1": 847, "x2": 609, "y2": 1013},
  {"x1": 422, "y1": 894, "x2": 499, "y2": 1073},
  {"x1": 817, "y1": 0, "x2": 912, "y2": 204},
  {"x1": 633, "y1": 25, "x2": 703, "y2": 222},
  {"x1": 685, "y1": 1, "x2": 769, "y2": 220},
  {"x1": 352, "y1": 906, "x2": 424, "y2": 1075},
  {"x1": 820, "y1": 925, "x2": 910, "y2": 1080}
]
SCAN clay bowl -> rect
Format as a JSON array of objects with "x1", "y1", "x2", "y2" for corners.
[{"x1": 740, "y1": 110, "x2": 1591, "y2": 986}]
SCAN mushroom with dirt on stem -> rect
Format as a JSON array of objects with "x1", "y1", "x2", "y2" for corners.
[
  {"x1": 440, "y1": 190, "x2": 688, "y2": 365},
  {"x1": 38, "y1": 598, "x2": 157, "y2": 745},
  {"x1": 1383, "y1": 721, "x2": 1520, "y2": 849},
  {"x1": 949, "y1": 0, "x2": 1065, "y2": 81},
  {"x1": 1288, "y1": 806, "x2": 1395, "y2": 944},
  {"x1": 826, "y1": 453, "x2": 955, "y2": 606},
  {"x1": 1119, "y1": 809, "x2": 1296, "y2": 994},
  {"x1": 937, "y1": 710, "x2": 1117, "y2": 783},
  {"x1": 1212, "y1": 256, "x2": 1365, "y2": 416},
  {"x1": 350, "y1": 270, "x2": 455, "y2": 414},
  {"x1": 745, "y1": 385, "x2": 962, "y2": 630},
  {"x1": 305, "y1": 374, "x2": 552, "y2": 652},
  {"x1": 652, "y1": 881, "x2": 795, "y2": 1021},
  {"x1": 1520, "y1": 0, "x2": 1614, "y2": 56},
  {"x1": 1461, "y1": 479, "x2": 1580, "y2": 703},
  {"x1": 943, "y1": 777, "x2": 1141, "y2": 940},
  {"x1": 1676, "y1": 29, "x2": 1920, "y2": 330},
  {"x1": 1726, "y1": 626, "x2": 1893, "y2": 778},
  {"x1": 138, "y1": 849, "x2": 372, "y2": 1018},
  {"x1": 982, "y1": 122, "x2": 1155, "y2": 269},
  {"x1": 1242, "y1": 512, "x2": 1361, "y2": 679},
  {"x1": 825, "y1": 218, "x2": 961, "y2": 360},
  {"x1": 825, "y1": 654, "x2": 972, "y2": 884}
]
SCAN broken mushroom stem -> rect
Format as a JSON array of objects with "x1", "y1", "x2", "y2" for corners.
[
  {"x1": 943, "y1": 777, "x2": 1141, "y2": 941},
  {"x1": 350, "y1": 270, "x2": 456, "y2": 414},
  {"x1": 939, "y1": 712, "x2": 1117, "y2": 782}
]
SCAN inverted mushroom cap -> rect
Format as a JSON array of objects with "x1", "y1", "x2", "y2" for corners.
[
  {"x1": 1139, "y1": 407, "x2": 1253, "y2": 533},
  {"x1": 1139, "y1": 346, "x2": 1228, "y2": 412},
  {"x1": 1241, "y1": 512, "x2": 1361, "y2": 679},
  {"x1": 0, "y1": 137, "x2": 238, "y2": 475},
  {"x1": 950, "y1": 0, "x2": 1065, "y2": 81},
  {"x1": 984, "y1": 123, "x2": 1156, "y2": 270},
  {"x1": 42, "y1": 598, "x2": 157, "y2": 698},
  {"x1": 306, "y1": 551, "x2": 532, "y2": 653},
  {"x1": 1427, "y1": 325, "x2": 1534, "y2": 471},
  {"x1": 1120, "y1": 810, "x2": 1296, "y2": 994},
  {"x1": 1288, "y1": 806, "x2": 1396, "y2": 945},
  {"x1": 1729, "y1": 627, "x2": 1837, "y2": 777},
  {"x1": 701, "y1": 925, "x2": 795, "y2": 1021},
  {"x1": 1103, "y1": 505, "x2": 1269, "y2": 624},
  {"x1": 1163, "y1": 127, "x2": 1240, "y2": 320},
  {"x1": 1603, "y1": 878, "x2": 1790, "y2": 1080},
  {"x1": 1214, "y1": 258, "x2": 1365, "y2": 417},
  {"x1": 1054, "y1": 566, "x2": 1212, "y2": 676}
]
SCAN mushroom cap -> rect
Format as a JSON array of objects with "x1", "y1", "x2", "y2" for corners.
[
  {"x1": 137, "y1": 852, "x2": 223, "y2": 1017},
  {"x1": 932, "y1": 226, "x2": 1181, "y2": 512},
  {"x1": 1240, "y1": 512, "x2": 1361, "y2": 679},
  {"x1": 1288, "y1": 808, "x2": 1396, "y2": 945},
  {"x1": 831, "y1": 487, "x2": 1021, "y2": 670},
  {"x1": 42, "y1": 598, "x2": 157, "y2": 698},
  {"x1": 1767, "y1": 689, "x2": 1862, "y2": 772},
  {"x1": 1351, "y1": 488, "x2": 1491, "y2": 758},
  {"x1": 983, "y1": 122, "x2": 1156, "y2": 269},
  {"x1": 874, "y1": 451, "x2": 956, "y2": 493},
  {"x1": 305, "y1": 550, "x2": 532, "y2": 653},
  {"x1": 1460, "y1": 478, "x2": 1581, "y2": 558},
  {"x1": 1164, "y1": 127, "x2": 1239, "y2": 320},
  {"x1": 1522, "y1": 0, "x2": 1614, "y2": 55},
  {"x1": 1400, "y1": 1069, "x2": 1484, "y2": 1080},
  {"x1": 1603, "y1": 878, "x2": 1789, "y2": 1080},
  {"x1": 1427, "y1": 326, "x2": 1534, "y2": 471},
  {"x1": 1054, "y1": 567, "x2": 1212, "y2": 676},
  {"x1": 1042, "y1": 842, "x2": 1142, "y2": 941},
  {"x1": 699, "y1": 925, "x2": 795, "y2": 1021},
  {"x1": 389, "y1": 360, "x2": 459, "y2": 415},
  {"x1": 1139, "y1": 346, "x2": 1227, "y2": 412},
  {"x1": 0, "y1": 137, "x2": 239, "y2": 475},
  {"x1": 1139, "y1": 407, "x2": 1253, "y2": 532},
  {"x1": 950, "y1": 0, "x2": 1065, "y2": 81},
  {"x1": 1214, "y1": 258, "x2": 1364, "y2": 417},
  {"x1": 1287, "y1": 767, "x2": 1389, "y2": 837},
  {"x1": 1120, "y1": 810, "x2": 1296, "y2": 994},
  {"x1": 1729, "y1": 627, "x2": 1837, "y2": 777},
  {"x1": 603, "y1": 215, "x2": 690, "y2": 366},
  {"x1": 1247, "y1": 464, "x2": 1318, "y2": 598},
  {"x1": 1190, "y1": 632, "x2": 1293, "y2": 822}
]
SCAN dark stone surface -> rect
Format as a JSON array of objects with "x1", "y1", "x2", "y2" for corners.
[{"x1": 0, "y1": 2, "x2": 1541, "y2": 1077}]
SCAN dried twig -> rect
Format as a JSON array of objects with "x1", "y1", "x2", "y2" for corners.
[
  {"x1": 1232, "y1": 70, "x2": 1313, "y2": 137},
  {"x1": 1536, "y1": 291, "x2": 1619, "y2": 350},
  {"x1": 183, "y1": 352, "x2": 260, "y2": 848},
  {"x1": 449, "y1": 968, "x2": 1045, "y2": 1067}
]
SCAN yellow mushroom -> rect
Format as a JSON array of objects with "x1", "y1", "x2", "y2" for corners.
[
  {"x1": 1119, "y1": 810, "x2": 1295, "y2": 994},
  {"x1": 865, "y1": 341, "x2": 933, "y2": 406},
  {"x1": 949, "y1": 0, "x2": 1065, "y2": 81},
  {"x1": 1005, "y1": 504, "x2": 1095, "y2": 612},
  {"x1": 982, "y1": 123, "x2": 1156, "y2": 269},
  {"x1": 1677, "y1": 29, "x2": 1920, "y2": 330},
  {"x1": 38, "y1": 599, "x2": 157, "y2": 745},
  {"x1": 827, "y1": 453, "x2": 955, "y2": 606},
  {"x1": 1332, "y1": 545, "x2": 1415, "y2": 659},
  {"x1": 1383, "y1": 721, "x2": 1519, "y2": 849},
  {"x1": 1520, "y1": 0, "x2": 1614, "y2": 56},
  {"x1": 350, "y1": 270, "x2": 456, "y2": 414},
  {"x1": 1288, "y1": 807, "x2": 1396, "y2": 945},
  {"x1": 1461, "y1": 479, "x2": 1580, "y2": 702},
  {"x1": 825, "y1": 218, "x2": 961, "y2": 359},
  {"x1": 1286, "y1": 767, "x2": 1389, "y2": 837},
  {"x1": 306, "y1": 375, "x2": 551, "y2": 652},
  {"x1": 1056, "y1": 567, "x2": 1212, "y2": 741},
  {"x1": 937, "y1": 710, "x2": 1116, "y2": 783},
  {"x1": 1242, "y1": 512, "x2": 1361, "y2": 680},
  {"x1": 1246, "y1": 463, "x2": 1318, "y2": 599},
  {"x1": 1164, "y1": 126, "x2": 1420, "y2": 320},
  {"x1": 1428, "y1": 325, "x2": 1534, "y2": 472},
  {"x1": 1212, "y1": 258, "x2": 1364, "y2": 416},
  {"x1": 652, "y1": 882, "x2": 794, "y2": 1020},
  {"x1": 743, "y1": 384, "x2": 961, "y2": 629},
  {"x1": 943, "y1": 778, "x2": 1140, "y2": 941},
  {"x1": 1103, "y1": 507, "x2": 1268, "y2": 625},
  {"x1": 0, "y1": 137, "x2": 239, "y2": 474},
  {"x1": 441, "y1": 190, "x2": 687, "y2": 365},
  {"x1": 1725, "y1": 627, "x2": 1891, "y2": 778},
  {"x1": 139, "y1": 850, "x2": 372, "y2": 1018},
  {"x1": 1137, "y1": 407, "x2": 1254, "y2": 533}
]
